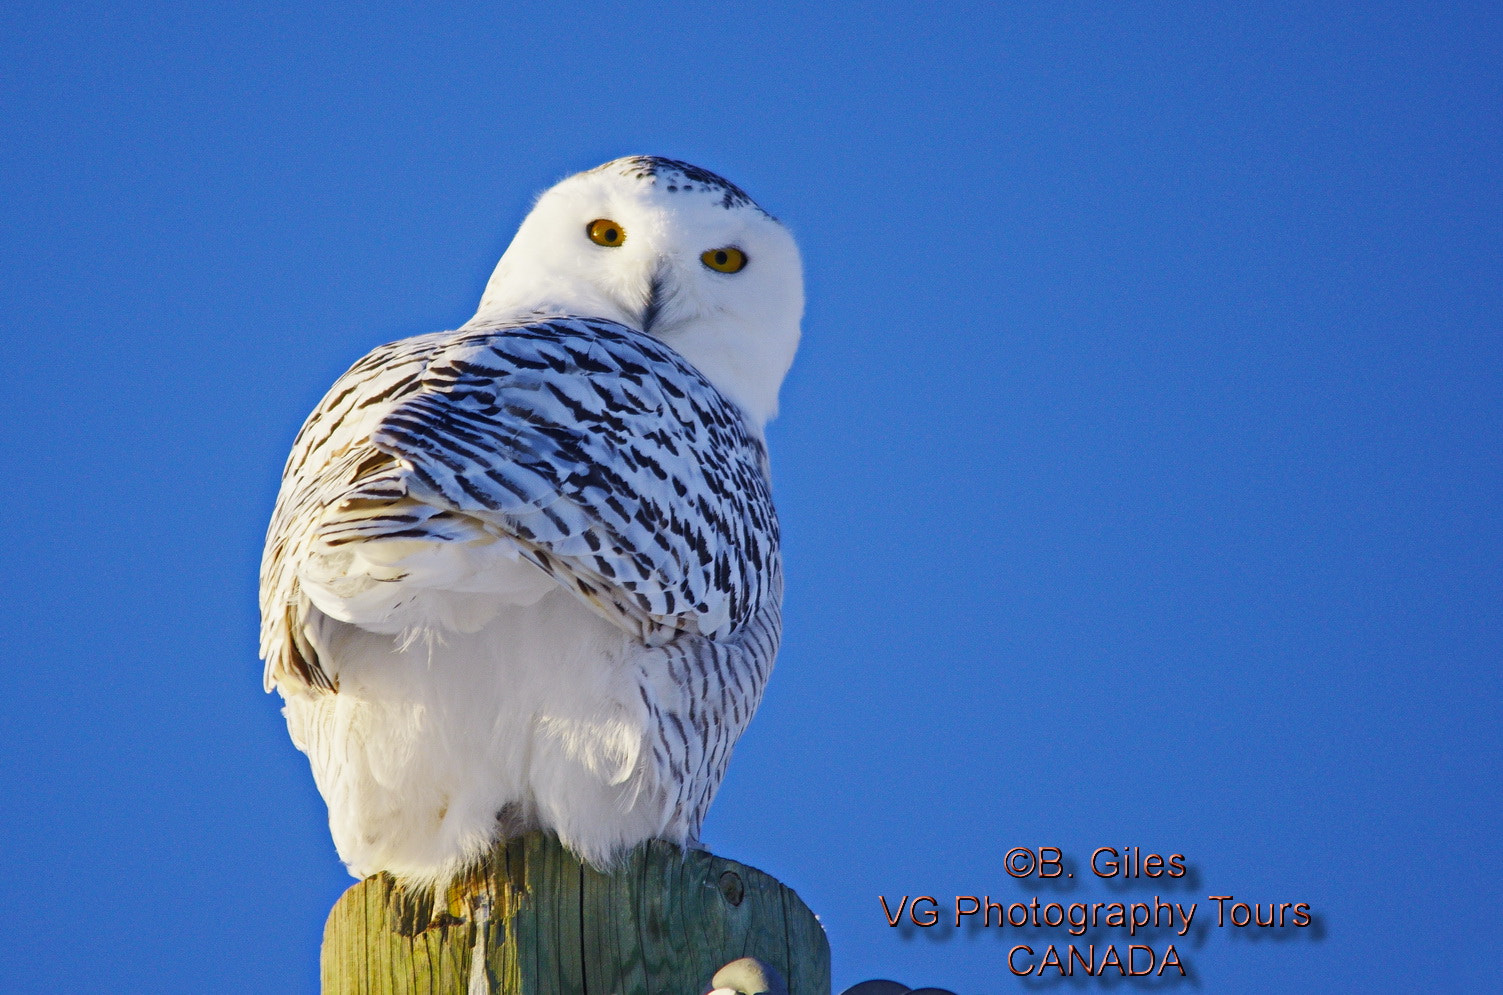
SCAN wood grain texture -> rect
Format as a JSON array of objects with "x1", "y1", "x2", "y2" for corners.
[{"x1": 322, "y1": 832, "x2": 829, "y2": 994}]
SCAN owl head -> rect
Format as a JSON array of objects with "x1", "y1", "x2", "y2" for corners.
[{"x1": 473, "y1": 157, "x2": 803, "y2": 429}]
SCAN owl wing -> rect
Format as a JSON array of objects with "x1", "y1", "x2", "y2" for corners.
[{"x1": 259, "y1": 317, "x2": 780, "y2": 692}]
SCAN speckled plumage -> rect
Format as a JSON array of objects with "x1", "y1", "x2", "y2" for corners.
[{"x1": 260, "y1": 158, "x2": 801, "y2": 886}]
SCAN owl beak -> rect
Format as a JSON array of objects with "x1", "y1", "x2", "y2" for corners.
[{"x1": 639, "y1": 261, "x2": 670, "y2": 336}]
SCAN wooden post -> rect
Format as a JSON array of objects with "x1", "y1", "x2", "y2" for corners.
[{"x1": 322, "y1": 831, "x2": 830, "y2": 994}]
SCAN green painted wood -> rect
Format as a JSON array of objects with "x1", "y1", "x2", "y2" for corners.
[{"x1": 322, "y1": 831, "x2": 830, "y2": 994}]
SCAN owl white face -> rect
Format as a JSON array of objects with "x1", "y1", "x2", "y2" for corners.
[{"x1": 473, "y1": 157, "x2": 804, "y2": 428}]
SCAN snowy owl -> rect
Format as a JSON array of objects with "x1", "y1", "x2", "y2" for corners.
[{"x1": 259, "y1": 157, "x2": 801, "y2": 887}]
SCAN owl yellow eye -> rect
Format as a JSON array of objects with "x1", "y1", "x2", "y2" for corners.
[
  {"x1": 586, "y1": 219, "x2": 626, "y2": 247},
  {"x1": 701, "y1": 246, "x2": 747, "y2": 273}
]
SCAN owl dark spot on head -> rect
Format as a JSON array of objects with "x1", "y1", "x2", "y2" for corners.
[{"x1": 591, "y1": 156, "x2": 772, "y2": 216}]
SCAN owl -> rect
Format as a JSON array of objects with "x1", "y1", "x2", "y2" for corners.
[{"x1": 259, "y1": 157, "x2": 802, "y2": 888}]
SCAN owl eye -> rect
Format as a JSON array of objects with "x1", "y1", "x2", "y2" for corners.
[
  {"x1": 701, "y1": 247, "x2": 747, "y2": 273},
  {"x1": 587, "y1": 219, "x2": 626, "y2": 247}
]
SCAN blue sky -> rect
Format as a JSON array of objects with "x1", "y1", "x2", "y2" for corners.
[{"x1": 2, "y1": 3, "x2": 1498, "y2": 991}]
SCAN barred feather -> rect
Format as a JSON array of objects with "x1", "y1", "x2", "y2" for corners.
[{"x1": 260, "y1": 317, "x2": 778, "y2": 691}]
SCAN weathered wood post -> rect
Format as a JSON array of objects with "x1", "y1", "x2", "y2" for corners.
[{"x1": 322, "y1": 831, "x2": 830, "y2": 994}]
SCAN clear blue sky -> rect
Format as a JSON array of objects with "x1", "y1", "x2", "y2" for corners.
[{"x1": 2, "y1": 3, "x2": 1498, "y2": 991}]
